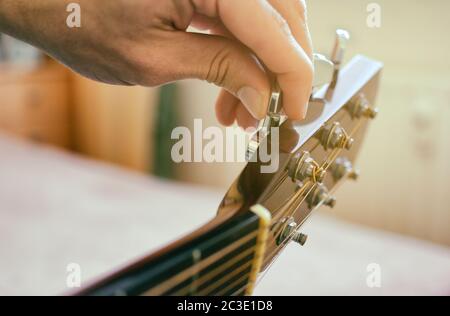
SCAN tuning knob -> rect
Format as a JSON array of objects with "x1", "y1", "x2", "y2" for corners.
[
  {"x1": 318, "y1": 122, "x2": 354, "y2": 151},
  {"x1": 307, "y1": 183, "x2": 336, "y2": 209},
  {"x1": 292, "y1": 232, "x2": 308, "y2": 246},
  {"x1": 277, "y1": 218, "x2": 308, "y2": 247},
  {"x1": 331, "y1": 157, "x2": 360, "y2": 181},
  {"x1": 347, "y1": 93, "x2": 379, "y2": 119},
  {"x1": 288, "y1": 151, "x2": 326, "y2": 184}
]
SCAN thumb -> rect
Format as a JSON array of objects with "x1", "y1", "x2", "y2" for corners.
[{"x1": 156, "y1": 32, "x2": 271, "y2": 120}]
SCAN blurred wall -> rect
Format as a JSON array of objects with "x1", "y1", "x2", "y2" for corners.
[{"x1": 173, "y1": 0, "x2": 450, "y2": 245}]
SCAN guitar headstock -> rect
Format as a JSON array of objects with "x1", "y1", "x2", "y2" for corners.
[
  {"x1": 75, "y1": 31, "x2": 383, "y2": 297},
  {"x1": 218, "y1": 31, "x2": 383, "y2": 273}
]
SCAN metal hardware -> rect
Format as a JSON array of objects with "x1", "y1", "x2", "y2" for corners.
[
  {"x1": 249, "y1": 29, "x2": 352, "y2": 160},
  {"x1": 310, "y1": 30, "x2": 351, "y2": 105},
  {"x1": 260, "y1": 90, "x2": 283, "y2": 132},
  {"x1": 246, "y1": 86, "x2": 283, "y2": 161},
  {"x1": 347, "y1": 93, "x2": 379, "y2": 119},
  {"x1": 292, "y1": 232, "x2": 308, "y2": 246},
  {"x1": 276, "y1": 217, "x2": 308, "y2": 246},
  {"x1": 331, "y1": 157, "x2": 360, "y2": 181},
  {"x1": 245, "y1": 136, "x2": 261, "y2": 161},
  {"x1": 331, "y1": 29, "x2": 351, "y2": 65},
  {"x1": 325, "y1": 29, "x2": 351, "y2": 101},
  {"x1": 311, "y1": 53, "x2": 334, "y2": 99},
  {"x1": 318, "y1": 122, "x2": 354, "y2": 151},
  {"x1": 307, "y1": 183, "x2": 336, "y2": 209},
  {"x1": 287, "y1": 151, "x2": 326, "y2": 184},
  {"x1": 217, "y1": 55, "x2": 383, "y2": 275}
]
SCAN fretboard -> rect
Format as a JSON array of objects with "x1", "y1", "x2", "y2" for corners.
[{"x1": 76, "y1": 206, "x2": 271, "y2": 296}]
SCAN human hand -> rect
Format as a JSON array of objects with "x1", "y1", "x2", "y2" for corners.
[{"x1": 0, "y1": 0, "x2": 313, "y2": 127}]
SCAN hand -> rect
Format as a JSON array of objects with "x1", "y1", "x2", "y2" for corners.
[{"x1": 0, "y1": 0, "x2": 313, "y2": 128}]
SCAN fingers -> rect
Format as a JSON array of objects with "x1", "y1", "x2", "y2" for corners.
[
  {"x1": 268, "y1": 0, "x2": 313, "y2": 60},
  {"x1": 194, "y1": 0, "x2": 314, "y2": 120},
  {"x1": 216, "y1": 90, "x2": 259, "y2": 129},
  {"x1": 215, "y1": 90, "x2": 238, "y2": 126},
  {"x1": 192, "y1": 13, "x2": 254, "y2": 128},
  {"x1": 146, "y1": 31, "x2": 271, "y2": 120},
  {"x1": 236, "y1": 103, "x2": 259, "y2": 129}
]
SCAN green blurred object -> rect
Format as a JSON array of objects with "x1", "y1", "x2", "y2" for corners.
[{"x1": 153, "y1": 83, "x2": 178, "y2": 179}]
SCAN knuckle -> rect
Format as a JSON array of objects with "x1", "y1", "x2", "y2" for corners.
[
  {"x1": 205, "y1": 47, "x2": 232, "y2": 87},
  {"x1": 170, "y1": 0, "x2": 195, "y2": 30}
]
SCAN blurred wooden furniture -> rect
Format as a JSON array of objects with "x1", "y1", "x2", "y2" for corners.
[
  {"x1": 0, "y1": 62, "x2": 70, "y2": 147},
  {"x1": 71, "y1": 74, "x2": 158, "y2": 172}
]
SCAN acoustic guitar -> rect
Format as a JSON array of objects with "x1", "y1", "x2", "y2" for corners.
[{"x1": 75, "y1": 30, "x2": 383, "y2": 296}]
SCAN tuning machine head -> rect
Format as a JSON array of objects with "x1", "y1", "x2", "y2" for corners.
[
  {"x1": 330, "y1": 29, "x2": 351, "y2": 66},
  {"x1": 311, "y1": 53, "x2": 334, "y2": 96},
  {"x1": 311, "y1": 29, "x2": 351, "y2": 104},
  {"x1": 275, "y1": 217, "x2": 308, "y2": 247},
  {"x1": 307, "y1": 183, "x2": 336, "y2": 209},
  {"x1": 288, "y1": 151, "x2": 326, "y2": 184},
  {"x1": 347, "y1": 93, "x2": 379, "y2": 119},
  {"x1": 318, "y1": 122, "x2": 354, "y2": 151},
  {"x1": 331, "y1": 157, "x2": 360, "y2": 181}
]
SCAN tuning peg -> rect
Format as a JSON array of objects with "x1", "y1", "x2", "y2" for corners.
[
  {"x1": 331, "y1": 29, "x2": 351, "y2": 66},
  {"x1": 325, "y1": 30, "x2": 351, "y2": 101},
  {"x1": 318, "y1": 122, "x2": 354, "y2": 151},
  {"x1": 288, "y1": 151, "x2": 326, "y2": 184},
  {"x1": 331, "y1": 157, "x2": 360, "y2": 181},
  {"x1": 276, "y1": 218, "x2": 308, "y2": 247},
  {"x1": 292, "y1": 232, "x2": 308, "y2": 246},
  {"x1": 312, "y1": 53, "x2": 334, "y2": 91},
  {"x1": 307, "y1": 183, "x2": 336, "y2": 209},
  {"x1": 348, "y1": 169, "x2": 360, "y2": 181},
  {"x1": 347, "y1": 93, "x2": 379, "y2": 119}
]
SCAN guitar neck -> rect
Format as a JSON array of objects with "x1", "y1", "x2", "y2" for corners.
[{"x1": 76, "y1": 206, "x2": 271, "y2": 296}]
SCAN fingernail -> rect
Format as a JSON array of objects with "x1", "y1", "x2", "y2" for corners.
[{"x1": 237, "y1": 87, "x2": 266, "y2": 120}]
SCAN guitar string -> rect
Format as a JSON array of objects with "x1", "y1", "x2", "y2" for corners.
[
  {"x1": 143, "y1": 231, "x2": 257, "y2": 295},
  {"x1": 260, "y1": 182, "x2": 318, "y2": 267},
  {"x1": 273, "y1": 135, "x2": 345, "y2": 226},
  {"x1": 254, "y1": 119, "x2": 366, "y2": 289},
  {"x1": 229, "y1": 118, "x2": 365, "y2": 295},
  {"x1": 254, "y1": 180, "x2": 338, "y2": 291},
  {"x1": 214, "y1": 272, "x2": 250, "y2": 296},
  {"x1": 197, "y1": 261, "x2": 253, "y2": 296},
  {"x1": 228, "y1": 121, "x2": 357, "y2": 276},
  {"x1": 228, "y1": 119, "x2": 365, "y2": 295},
  {"x1": 271, "y1": 181, "x2": 311, "y2": 223},
  {"x1": 186, "y1": 215, "x2": 273, "y2": 296},
  {"x1": 201, "y1": 119, "x2": 364, "y2": 295},
  {"x1": 172, "y1": 247, "x2": 255, "y2": 295},
  {"x1": 253, "y1": 140, "x2": 321, "y2": 211},
  {"x1": 264, "y1": 181, "x2": 314, "y2": 247},
  {"x1": 147, "y1": 118, "x2": 365, "y2": 296}
]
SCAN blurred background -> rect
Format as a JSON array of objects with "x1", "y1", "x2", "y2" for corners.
[{"x1": 0, "y1": 0, "x2": 449, "y2": 295}]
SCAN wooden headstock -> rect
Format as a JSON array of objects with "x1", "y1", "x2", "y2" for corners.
[{"x1": 217, "y1": 54, "x2": 383, "y2": 274}]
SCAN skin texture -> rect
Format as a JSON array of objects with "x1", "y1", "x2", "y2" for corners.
[{"x1": 0, "y1": 0, "x2": 313, "y2": 128}]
